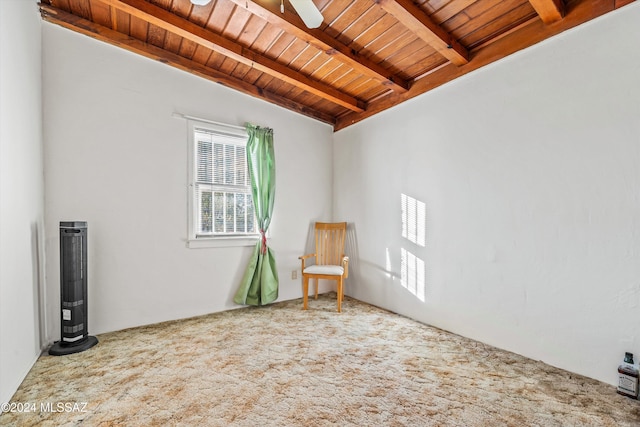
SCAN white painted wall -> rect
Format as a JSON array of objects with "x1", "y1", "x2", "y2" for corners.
[
  {"x1": 334, "y1": 3, "x2": 640, "y2": 386},
  {"x1": 0, "y1": 0, "x2": 45, "y2": 404},
  {"x1": 42, "y1": 24, "x2": 334, "y2": 339}
]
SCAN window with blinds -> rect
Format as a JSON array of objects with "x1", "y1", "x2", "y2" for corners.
[{"x1": 190, "y1": 123, "x2": 256, "y2": 238}]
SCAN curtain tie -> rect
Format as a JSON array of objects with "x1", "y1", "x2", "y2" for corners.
[{"x1": 259, "y1": 229, "x2": 267, "y2": 254}]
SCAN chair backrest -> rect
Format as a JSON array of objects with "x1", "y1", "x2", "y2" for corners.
[{"x1": 314, "y1": 222, "x2": 347, "y2": 266}]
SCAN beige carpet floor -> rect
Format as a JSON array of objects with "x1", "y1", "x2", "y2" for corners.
[{"x1": 2, "y1": 293, "x2": 639, "y2": 426}]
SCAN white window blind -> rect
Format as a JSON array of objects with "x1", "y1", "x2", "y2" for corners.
[{"x1": 189, "y1": 121, "x2": 257, "y2": 240}]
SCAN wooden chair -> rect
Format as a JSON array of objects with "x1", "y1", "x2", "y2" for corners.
[{"x1": 299, "y1": 222, "x2": 349, "y2": 312}]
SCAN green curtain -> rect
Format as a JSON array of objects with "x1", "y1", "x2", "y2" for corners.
[{"x1": 233, "y1": 124, "x2": 279, "y2": 306}]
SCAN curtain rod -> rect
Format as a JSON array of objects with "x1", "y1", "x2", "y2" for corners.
[{"x1": 171, "y1": 112, "x2": 247, "y2": 132}]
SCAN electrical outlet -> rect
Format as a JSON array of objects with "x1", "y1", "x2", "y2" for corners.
[{"x1": 291, "y1": 270, "x2": 298, "y2": 280}]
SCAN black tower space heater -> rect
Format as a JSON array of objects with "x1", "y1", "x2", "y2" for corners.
[{"x1": 49, "y1": 221, "x2": 98, "y2": 356}]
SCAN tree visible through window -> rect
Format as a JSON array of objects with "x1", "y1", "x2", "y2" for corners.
[{"x1": 192, "y1": 125, "x2": 256, "y2": 237}]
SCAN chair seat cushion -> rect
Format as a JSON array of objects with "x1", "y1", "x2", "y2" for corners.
[{"x1": 304, "y1": 265, "x2": 344, "y2": 276}]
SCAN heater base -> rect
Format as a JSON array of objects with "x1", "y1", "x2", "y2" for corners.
[{"x1": 49, "y1": 336, "x2": 98, "y2": 356}]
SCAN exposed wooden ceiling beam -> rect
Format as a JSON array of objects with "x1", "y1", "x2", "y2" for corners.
[
  {"x1": 226, "y1": 0, "x2": 410, "y2": 93},
  {"x1": 528, "y1": 0, "x2": 565, "y2": 24},
  {"x1": 375, "y1": 0, "x2": 469, "y2": 66},
  {"x1": 98, "y1": 0, "x2": 365, "y2": 112},
  {"x1": 335, "y1": 0, "x2": 617, "y2": 131},
  {"x1": 39, "y1": 4, "x2": 336, "y2": 125}
]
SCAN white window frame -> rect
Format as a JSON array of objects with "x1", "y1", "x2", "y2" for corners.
[{"x1": 187, "y1": 119, "x2": 258, "y2": 248}]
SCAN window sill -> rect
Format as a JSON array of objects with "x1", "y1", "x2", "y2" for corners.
[{"x1": 187, "y1": 236, "x2": 258, "y2": 249}]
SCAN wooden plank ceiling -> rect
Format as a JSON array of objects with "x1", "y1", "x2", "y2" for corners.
[{"x1": 39, "y1": 0, "x2": 634, "y2": 130}]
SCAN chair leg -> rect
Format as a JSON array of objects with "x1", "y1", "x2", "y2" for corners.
[
  {"x1": 303, "y1": 276, "x2": 309, "y2": 310},
  {"x1": 314, "y1": 278, "x2": 319, "y2": 299},
  {"x1": 337, "y1": 278, "x2": 343, "y2": 313}
]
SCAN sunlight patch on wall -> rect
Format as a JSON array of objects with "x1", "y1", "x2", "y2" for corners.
[
  {"x1": 401, "y1": 194, "x2": 426, "y2": 302},
  {"x1": 401, "y1": 193, "x2": 425, "y2": 247},
  {"x1": 385, "y1": 247, "x2": 392, "y2": 276},
  {"x1": 401, "y1": 248, "x2": 425, "y2": 302}
]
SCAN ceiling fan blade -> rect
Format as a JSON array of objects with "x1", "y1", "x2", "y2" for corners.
[{"x1": 289, "y1": 0, "x2": 323, "y2": 28}]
